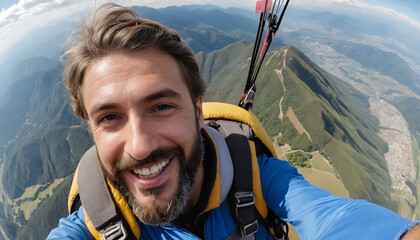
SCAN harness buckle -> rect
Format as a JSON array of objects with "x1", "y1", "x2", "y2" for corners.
[
  {"x1": 242, "y1": 219, "x2": 259, "y2": 238},
  {"x1": 101, "y1": 220, "x2": 127, "y2": 240},
  {"x1": 235, "y1": 192, "x2": 256, "y2": 208}
]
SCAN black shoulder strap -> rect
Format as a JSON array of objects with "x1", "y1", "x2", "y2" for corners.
[
  {"x1": 207, "y1": 120, "x2": 259, "y2": 239},
  {"x1": 207, "y1": 120, "x2": 289, "y2": 240},
  {"x1": 76, "y1": 146, "x2": 136, "y2": 240}
]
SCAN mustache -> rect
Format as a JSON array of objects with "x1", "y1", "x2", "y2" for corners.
[{"x1": 113, "y1": 146, "x2": 184, "y2": 172}]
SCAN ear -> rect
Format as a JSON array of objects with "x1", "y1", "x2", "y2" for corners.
[{"x1": 195, "y1": 96, "x2": 204, "y2": 129}]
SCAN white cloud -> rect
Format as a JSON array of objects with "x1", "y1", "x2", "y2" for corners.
[
  {"x1": 0, "y1": 0, "x2": 94, "y2": 55},
  {"x1": 0, "y1": 0, "x2": 73, "y2": 26}
]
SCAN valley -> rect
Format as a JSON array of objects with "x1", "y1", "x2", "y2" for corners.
[
  {"x1": 279, "y1": 12, "x2": 420, "y2": 221},
  {"x1": 303, "y1": 39, "x2": 420, "y2": 100}
]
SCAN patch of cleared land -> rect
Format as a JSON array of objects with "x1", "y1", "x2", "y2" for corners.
[
  {"x1": 310, "y1": 152, "x2": 337, "y2": 178},
  {"x1": 298, "y1": 168, "x2": 350, "y2": 198},
  {"x1": 18, "y1": 178, "x2": 65, "y2": 220},
  {"x1": 18, "y1": 185, "x2": 43, "y2": 201},
  {"x1": 286, "y1": 107, "x2": 312, "y2": 142}
]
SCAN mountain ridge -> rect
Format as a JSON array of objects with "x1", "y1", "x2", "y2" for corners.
[{"x1": 200, "y1": 43, "x2": 397, "y2": 209}]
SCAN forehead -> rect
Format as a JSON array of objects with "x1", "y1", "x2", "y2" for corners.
[
  {"x1": 84, "y1": 48, "x2": 183, "y2": 88},
  {"x1": 81, "y1": 48, "x2": 191, "y2": 113}
]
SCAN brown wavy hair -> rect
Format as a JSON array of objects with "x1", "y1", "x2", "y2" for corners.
[{"x1": 62, "y1": 3, "x2": 206, "y2": 119}]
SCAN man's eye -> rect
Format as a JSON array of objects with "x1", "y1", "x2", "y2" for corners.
[
  {"x1": 100, "y1": 114, "x2": 119, "y2": 122},
  {"x1": 154, "y1": 104, "x2": 172, "y2": 112}
]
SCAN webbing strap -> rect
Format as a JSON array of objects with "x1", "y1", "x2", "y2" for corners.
[
  {"x1": 77, "y1": 146, "x2": 131, "y2": 240},
  {"x1": 210, "y1": 120, "x2": 259, "y2": 239},
  {"x1": 226, "y1": 134, "x2": 259, "y2": 238},
  {"x1": 78, "y1": 147, "x2": 117, "y2": 229}
]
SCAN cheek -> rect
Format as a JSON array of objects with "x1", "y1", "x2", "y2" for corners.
[
  {"x1": 163, "y1": 119, "x2": 196, "y2": 152},
  {"x1": 94, "y1": 131, "x2": 124, "y2": 173},
  {"x1": 167, "y1": 106, "x2": 199, "y2": 147}
]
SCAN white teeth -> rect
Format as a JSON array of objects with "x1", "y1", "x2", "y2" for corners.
[
  {"x1": 133, "y1": 159, "x2": 171, "y2": 178},
  {"x1": 150, "y1": 165, "x2": 158, "y2": 175},
  {"x1": 142, "y1": 168, "x2": 150, "y2": 176}
]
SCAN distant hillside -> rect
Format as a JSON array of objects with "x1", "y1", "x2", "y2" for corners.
[
  {"x1": 0, "y1": 21, "x2": 75, "y2": 99},
  {"x1": 388, "y1": 96, "x2": 420, "y2": 146},
  {"x1": 0, "y1": 57, "x2": 55, "y2": 148},
  {"x1": 328, "y1": 40, "x2": 420, "y2": 95},
  {"x1": 131, "y1": 5, "x2": 258, "y2": 53},
  {"x1": 1, "y1": 64, "x2": 92, "y2": 199},
  {"x1": 202, "y1": 43, "x2": 395, "y2": 210},
  {"x1": 279, "y1": 10, "x2": 420, "y2": 158}
]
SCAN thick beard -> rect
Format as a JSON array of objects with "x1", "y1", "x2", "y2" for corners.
[{"x1": 101, "y1": 122, "x2": 203, "y2": 226}]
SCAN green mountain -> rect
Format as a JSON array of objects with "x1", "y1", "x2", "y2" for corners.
[
  {"x1": 0, "y1": 56, "x2": 55, "y2": 148},
  {"x1": 0, "y1": 64, "x2": 92, "y2": 239},
  {"x1": 278, "y1": 11, "x2": 420, "y2": 160},
  {"x1": 131, "y1": 5, "x2": 258, "y2": 53},
  {"x1": 202, "y1": 43, "x2": 395, "y2": 210},
  {"x1": 1, "y1": 64, "x2": 92, "y2": 199},
  {"x1": 328, "y1": 40, "x2": 420, "y2": 95}
]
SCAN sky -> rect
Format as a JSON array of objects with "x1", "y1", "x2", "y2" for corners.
[{"x1": 0, "y1": 0, "x2": 420, "y2": 56}]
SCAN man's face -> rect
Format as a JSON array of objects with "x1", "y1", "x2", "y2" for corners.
[{"x1": 82, "y1": 48, "x2": 204, "y2": 225}]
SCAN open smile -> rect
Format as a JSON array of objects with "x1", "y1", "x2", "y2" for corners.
[
  {"x1": 131, "y1": 158, "x2": 171, "y2": 179},
  {"x1": 124, "y1": 155, "x2": 178, "y2": 191}
]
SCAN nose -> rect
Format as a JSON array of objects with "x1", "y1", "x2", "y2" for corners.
[{"x1": 124, "y1": 114, "x2": 159, "y2": 160}]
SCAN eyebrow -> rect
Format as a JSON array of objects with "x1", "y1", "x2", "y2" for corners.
[
  {"x1": 144, "y1": 89, "x2": 182, "y2": 102},
  {"x1": 89, "y1": 103, "x2": 122, "y2": 118},
  {"x1": 88, "y1": 88, "x2": 182, "y2": 118}
]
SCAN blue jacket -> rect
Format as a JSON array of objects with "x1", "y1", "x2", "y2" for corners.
[{"x1": 47, "y1": 148, "x2": 415, "y2": 239}]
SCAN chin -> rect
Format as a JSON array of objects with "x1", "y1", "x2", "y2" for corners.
[{"x1": 129, "y1": 183, "x2": 186, "y2": 226}]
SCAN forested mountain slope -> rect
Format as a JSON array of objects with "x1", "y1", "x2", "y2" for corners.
[{"x1": 202, "y1": 43, "x2": 396, "y2": 210}]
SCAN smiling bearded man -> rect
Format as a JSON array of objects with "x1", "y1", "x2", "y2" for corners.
[{"x1": 80, "y1": 45, "x2": 207, "y2": 228}]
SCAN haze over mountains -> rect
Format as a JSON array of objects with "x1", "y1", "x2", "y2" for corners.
[{"x1": 0, "y1": 3, "x2": 419, "y2": 239}]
